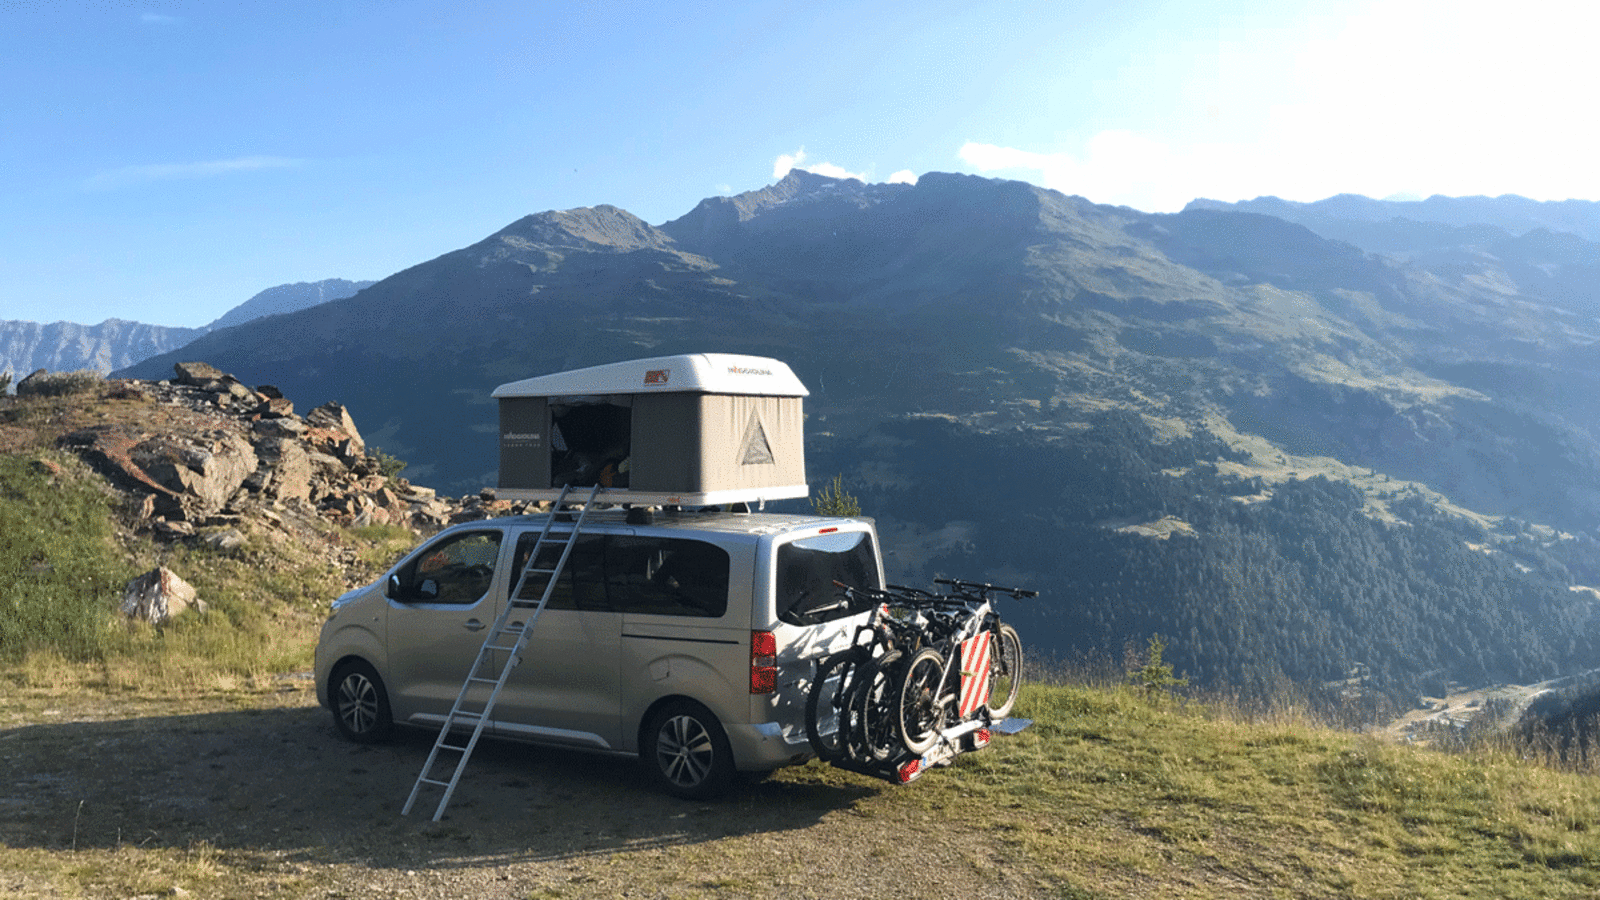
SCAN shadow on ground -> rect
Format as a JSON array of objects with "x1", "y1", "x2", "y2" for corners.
[{"x1": 0, "y1": 701, "x2": 877, "y2": 872}]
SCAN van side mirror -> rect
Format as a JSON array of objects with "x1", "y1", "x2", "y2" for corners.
[{"x1": 387, "y1": 574, "x2": 402, "y2": 599}]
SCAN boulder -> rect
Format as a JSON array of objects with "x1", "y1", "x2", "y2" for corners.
[
  {"x1": 14, "y1": 369, "x2": 48, "y2": 394},
  {"x1": 136, "y1": 431, "x2": 260, "y2": 519},
  {"x1": 305, "y1": 402, "x2": 365, "y2": 455},
  {"x1": 257, "y1": 396, "x2": 294, "y2": 418},
  {"x1": 202, "y1": 529, "x2": 246, "y2": 552},
  {"x1": 250, "y1": 436, "x2": 313, "y2": 502},
  {"x1": 61, "y1": 425, "x2": 184, "y2": 506},
  {"x1": 121, "y1": 566, "x2": 206, "y2": 624},
  {"x1": 253, "y1": 416, "x2": 308, "y2": 439},
  {"x1": 172, "y1": 362, "x2": 227, "y2": 387}
]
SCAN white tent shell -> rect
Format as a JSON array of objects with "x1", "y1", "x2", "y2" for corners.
[{"x1": 491, "y1": 354, "x2": 810, "y2": 506}]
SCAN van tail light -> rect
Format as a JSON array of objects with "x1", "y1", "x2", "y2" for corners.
[{"x1": 750, "y1": 630, "x2": 777, "y2": 694}]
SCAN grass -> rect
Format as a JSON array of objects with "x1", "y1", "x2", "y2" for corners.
[
  {"x1": 0, "y1": 447, "x2": 411, "y2": 706},
  {"x1": 895, "y1": 681, "x2": 1600, "y2": 899},
  {"x1": 0, "y1": 453, "x2": 137, "y2": 663}
]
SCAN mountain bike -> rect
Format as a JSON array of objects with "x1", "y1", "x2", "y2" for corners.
[
  {"x1": 896, "y1": 579, "x2": 1032, "y2": 755},
  {"x1": 804, "y1": 582, "x2": 926, "y2": 763}
]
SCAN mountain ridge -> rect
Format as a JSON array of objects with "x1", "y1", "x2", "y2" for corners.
[{"x1": 1, "y1": 277, "x2": 372, "y2": 380}]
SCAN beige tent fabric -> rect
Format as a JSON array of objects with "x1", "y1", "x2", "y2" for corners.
[{"x1": 699, "y1": 395, "x2": 805, "y2": 492}]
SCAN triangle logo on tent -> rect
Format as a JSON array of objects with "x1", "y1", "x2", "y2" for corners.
[{"x1": 740, "y1": 414, "x2": 775, "y2": 465}]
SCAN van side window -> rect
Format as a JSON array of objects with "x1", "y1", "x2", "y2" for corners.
[
  {"x1": 394, "y1": 530, "x2": 504, "y2": 605},
  {"x1": 511, "y1": 532, "x2": 607, "y2": 610},
  {"x1": 777, "y1": 531, "x2": 882, "y2": 625},
  {"x1": 607, "y1": 536, "x2": 729, "y2": 618}
]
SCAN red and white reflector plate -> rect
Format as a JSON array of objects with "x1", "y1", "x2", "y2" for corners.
[{"x1": 956, "y1": 631, "x2": 993, "y2": 718}]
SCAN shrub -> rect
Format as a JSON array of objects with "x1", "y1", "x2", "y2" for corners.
[
  {"x1": 1129, "y1": 633, "x2": 1189, "y2": 701},
  {"x1": 371, "y1": 446, "x2": 408, "y2": 481},
  {"x1": 812, "y1": 474, "x2": 861, "y2": 517}
]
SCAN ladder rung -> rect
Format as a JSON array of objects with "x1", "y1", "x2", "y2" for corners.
[{"x1": 417, "y1": 777, "x2": 450, "y2": 787}]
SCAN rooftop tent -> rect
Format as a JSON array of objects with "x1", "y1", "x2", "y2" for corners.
[{"x1": 491, "y1": 354, "x2": 810, "y2": 506}]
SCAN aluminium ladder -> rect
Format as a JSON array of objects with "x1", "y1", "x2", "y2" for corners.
[{"x1": 402, "y1": 483, "x2": 602, "y2": 821}]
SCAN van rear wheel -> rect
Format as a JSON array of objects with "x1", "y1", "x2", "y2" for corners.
[{"x1": 643, "y1": 700, "x2": 734, "y2": 800}]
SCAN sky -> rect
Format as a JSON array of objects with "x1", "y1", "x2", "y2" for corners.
[{"x1": 2, "y1": 0, "x2": 1593, "y2": 328}]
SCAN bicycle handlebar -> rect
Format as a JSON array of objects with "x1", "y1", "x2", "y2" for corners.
[{"x1": 933, "y1": 577, "x2": 1039, "y2": 599}]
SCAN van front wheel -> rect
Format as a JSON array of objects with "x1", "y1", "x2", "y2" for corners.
[
  {"x1": 330, "y1": 659, "x2": 392, "y2": 744},
  {"x1": 643, "y1": 700, "x2": 734, "y2": 800}
]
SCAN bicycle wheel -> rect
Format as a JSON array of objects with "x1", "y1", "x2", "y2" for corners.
[
  {"x1": 897, "y1": 647, "x2": 947, "y2": 755},
  {"x1": 846, "y1": 649, "x2": 903, "y2": 762},
  {"x1": 805, "y1": 649, "x2": 864, "y2": 763},
  {"x1": 984, "y1": 624, "x2": 1023, "y2": 720}
]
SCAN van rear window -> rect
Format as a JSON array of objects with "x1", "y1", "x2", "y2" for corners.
[{"x1": 776, "y1": 530, "x2": 882, "y2": 625}]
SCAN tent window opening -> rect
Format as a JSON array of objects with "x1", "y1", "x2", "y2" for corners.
[{"x1": 550, "y1": 401, "x2": 631, "y2": 488}]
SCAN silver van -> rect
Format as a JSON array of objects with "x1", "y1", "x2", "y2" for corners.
[{"x1": 314, "y1": 508, "x2": 882, "y2": 798}]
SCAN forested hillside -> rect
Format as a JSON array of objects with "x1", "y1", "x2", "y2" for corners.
[{"x1": 827, "y1": 411, "x2": 1599, "y2": 709}]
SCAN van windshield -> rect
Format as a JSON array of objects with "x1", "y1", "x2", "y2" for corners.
[{"x1": 776, "y1": 530, "x2": 882, "y2": 626}]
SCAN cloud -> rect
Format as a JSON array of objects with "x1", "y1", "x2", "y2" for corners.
[
  {"x1": 83, "y1": 155, "x2": 303, "y2": 191},
  {"x1": 959, "y1": 135, "x2": 1200, "y2": 212},
  {"x1": 887, "y1": 170, "x2": 917, "y2": 185},
  {"x1": 772, "y1": 149, "x2": 806, "y2": 179},
  {"x1": 771, "y1": 148, "x2": 866, "y2": 183}
]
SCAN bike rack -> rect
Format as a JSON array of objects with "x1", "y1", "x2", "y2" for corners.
[{"x1": 824, "y1": 715, "x2": 1033, "y2": 785}]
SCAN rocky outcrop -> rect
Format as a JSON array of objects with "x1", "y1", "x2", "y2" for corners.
[{"x1": 61, "y1": 362, "x2": 535, "y2": 544}]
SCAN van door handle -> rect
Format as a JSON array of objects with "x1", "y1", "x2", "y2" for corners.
[{"x1": 463, "y1": 619, "x2": 485, "y2": 632}]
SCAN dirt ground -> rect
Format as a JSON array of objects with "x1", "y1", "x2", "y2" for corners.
[{"x1": 0, "y1": 680, "x2": 1047, "y2": 900}]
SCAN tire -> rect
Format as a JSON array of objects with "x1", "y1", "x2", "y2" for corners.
[
  {"x1": 643, "y1": 700, "x2": 735, "y2": 800},
  {"x1": 330, "y1": 659, "x2": 393, "y2": 744},
  {"x1": 984, "y1": 624, "x2": 1023, "y2": 720},
  {"x1": 806, "y1": 649, "x2": 864, "y2": 763},
  {"x1": 847, "y1": 650, "x2": 903, "y2": 762},
  {"x1": 897, "y1": 647, "x2": 947, "y2": 755}
]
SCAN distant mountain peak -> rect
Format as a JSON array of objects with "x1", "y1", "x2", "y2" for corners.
[
  {"x1": 488, "y1": 204, "x2": 673, "y2": 254},
  {"x1": 675, "y1": 169, "x2": 898, "y2": 225},
  {"x1": 204, "y1": 278, "x2": 375, "y2": 331},
  {"x1": 661, "y1": 171, "x2": 912, "y2": 251}
]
